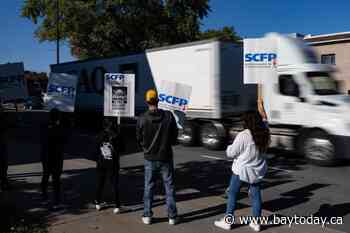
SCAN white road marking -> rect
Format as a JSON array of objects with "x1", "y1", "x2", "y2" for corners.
[
  {"x1": 200, "y1": 155, "x2": 227, "y2": 160},
  {"x1": 200, "y1": 155, "x2": 293, "y2": 173}
]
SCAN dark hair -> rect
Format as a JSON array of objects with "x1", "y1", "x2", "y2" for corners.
[{"x1": 242, "y1": 111, "x2": 271, "y2": 153}]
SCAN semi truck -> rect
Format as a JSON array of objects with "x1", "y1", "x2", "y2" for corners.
[{"x1": 50, "y1": 33, "x2": 350, "y2": 165}]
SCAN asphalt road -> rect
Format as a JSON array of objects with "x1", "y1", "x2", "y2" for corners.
[
  {"x1": 3, "y1": 111, "x2": 350, "y2": 232},
  {"x1": 166, "y1": 146, "x2": 350, "y2": 232}
]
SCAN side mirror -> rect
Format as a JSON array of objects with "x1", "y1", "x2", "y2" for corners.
[{"x1": 298, "y1": 97, "x2": 307, "y2": 103}]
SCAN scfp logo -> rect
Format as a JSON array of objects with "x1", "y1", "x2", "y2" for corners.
[
  {"x1": 245, "y1": 53, "x2": 277, "y2": 62},
  {"x1": 105, "y1": 73, "x2": 125, "y2": 81},
  {"x1": 48, "y1": 85, "x2": 75, "y2": 97},
  {"x1": 158, "y1": 93, "x2": 188, "y2": 107}
]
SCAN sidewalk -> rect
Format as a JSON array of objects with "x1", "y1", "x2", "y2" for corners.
[
  {"x1": 5, "y1": 157, "x2": 345, "y2": 233},
  {"x1": 2, "y1": 113, "x2": 346, "y2": 233}
]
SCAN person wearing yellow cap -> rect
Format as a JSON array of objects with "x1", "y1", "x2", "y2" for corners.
[{"x1": 136, "y1": 89, "x2": 179, "y2": 225}]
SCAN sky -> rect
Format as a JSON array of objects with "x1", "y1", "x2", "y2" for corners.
[{"x1": 1, "y1": 0, "x2": 350, "y2": 73}]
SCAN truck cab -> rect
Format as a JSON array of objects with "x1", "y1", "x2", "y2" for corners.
[{"x1": 264, "y1": 34, "x2": 350, "y2": 165}]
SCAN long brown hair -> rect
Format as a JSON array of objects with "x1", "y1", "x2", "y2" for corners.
[{"x1": 242, "y1": 111, "x2": 271, "y2": 153}]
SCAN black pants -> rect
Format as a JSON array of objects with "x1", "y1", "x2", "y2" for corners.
[
  {"x1": 0, "y1": 142, "x2": 8, "y2": 187},
  {"x1": 41, "y1": 156, "x2": 64, "y2": 204},
  {"x1": 95, "y1": 166, "x2": 120, "y2": 207}
]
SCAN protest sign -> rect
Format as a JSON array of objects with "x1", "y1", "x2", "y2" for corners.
[
  {"x1": 104, "y1": 73, "x2": 135, "y2": 117},
  {"x1": 243, "y1": 37, "x2": 277, "y2": 84},
  {"x1": 158, "y1": 80, "x2": 192, "y2": 112},
  {"x1": 46, "y1": 73, "x2": 78, "y2": 112}
]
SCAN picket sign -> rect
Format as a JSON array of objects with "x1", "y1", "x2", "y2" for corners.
[{"x1": 46, "y1": 73, "x2": 78, "y2": 112}]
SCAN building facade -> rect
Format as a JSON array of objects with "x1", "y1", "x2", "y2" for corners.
[{"x1": 303, "y1": 32, "x2": 350, "y2": 94}]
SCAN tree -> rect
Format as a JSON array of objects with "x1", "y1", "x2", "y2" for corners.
[
  {"x1": 21, "y1": 0, "x2": 211, "y2": 59},
  {"x1": 199, "y1": 26, "x2": 241, "y2": 42},
  {"x1": 22, "y1": 1, "x2": 241, "y2": 59}
]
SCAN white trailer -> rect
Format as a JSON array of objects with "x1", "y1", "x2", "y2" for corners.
[{"x1": 51, "y1": 34, "x2": 350, "y2": 165}]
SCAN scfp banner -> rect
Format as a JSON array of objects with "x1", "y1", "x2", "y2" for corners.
[
  {"x1": 104, "y1": 73, "x2": 135, "y2": 117},
  {"x1": 158, "y1": 80, "x2": 192, "y2": 112},
  {"x1": 243, "y1": 37, "x2": 277, "y2": 84},
  {"x1": 46, "y1": 73, "x2": 78, "y2": 112}
]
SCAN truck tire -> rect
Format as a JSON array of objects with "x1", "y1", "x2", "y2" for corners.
[
  {"x1": 200, "y1": 123, "x2": 226, "y2": 150},
  {"x1": 178, "y1": 121, "x2": 198, "y2": 146},
  {"x1": 302, "y1": 130, "x2": 337, "y2": 166}
]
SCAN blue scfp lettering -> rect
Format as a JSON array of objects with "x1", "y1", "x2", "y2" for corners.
[
  {"x1": 245, "y1": 53, "x2": 277, "y2": 62},
  {"x1": 48, "y1": 84, "x2": 75, "y2": 96},
  {"x1": 158, "y1": 93, "x2": 188, "y2": 107},
  {"x1": 106, "y1": 73, "x2": 125, "y2": 81}
]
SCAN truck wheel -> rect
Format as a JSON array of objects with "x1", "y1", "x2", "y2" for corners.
[
  {"x1": 302, "y1": 130, "x2": 337, "y2": 166},
  {"x1": 200, "y1": 123, "x2": 225, "y2": 150},
  {"x1": 178, "y1": 121, "x2": 198, "y2": 146}
]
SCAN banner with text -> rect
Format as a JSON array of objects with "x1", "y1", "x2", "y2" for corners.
[
  {"x1": 104, "y1": 73, "x2": 135, "y2": 117},
  {"x1": 46, "y1": 73, "x2": 78, "y2": 112},
  {"x1": 243, "y1": 38, "x2": 278, "y2": 84},
  {"x1": 158, "y1": 80, "x2": 192, "y2": 112}
]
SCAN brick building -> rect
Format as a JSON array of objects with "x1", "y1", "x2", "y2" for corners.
[{"x1": 303, "y1": 32, "x2": 350, "y2": 94}]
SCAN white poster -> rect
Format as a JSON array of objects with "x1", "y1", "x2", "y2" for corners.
[
  {"x1": 243, "y1": 38, "x2": 278, "y2": 84},
  {"x1": 158, "y1": 80, "x2": 192, "y2": 112},
  {"x1": 46, "y1": 73, "x2": 78, "y2": 112},
  {"x1": 104, "y1": 73, "x2": 135, "y2": 117}
]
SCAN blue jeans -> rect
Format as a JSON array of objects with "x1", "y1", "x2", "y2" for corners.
[
  {"x1": 144, "y1": 160, "x2": 177, "y2": 218},
  {"x1": 226, "y1": 174, "x2": 262, "y2": 217}
]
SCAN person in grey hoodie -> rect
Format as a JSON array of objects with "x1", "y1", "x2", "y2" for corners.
[{"x1": 215, "y1": 111, "x2": 271, "y2": 232}]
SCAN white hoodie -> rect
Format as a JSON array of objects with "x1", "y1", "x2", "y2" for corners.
[{"x1": 226, "y1": 129, "x2": 267, "y2": 184}]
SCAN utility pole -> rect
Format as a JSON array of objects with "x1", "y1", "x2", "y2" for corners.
[{"x1": 56, "y1": 0, "x2": 60, "y2": 64}]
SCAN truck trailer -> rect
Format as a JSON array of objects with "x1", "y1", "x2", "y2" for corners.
[{"x1": 50, "y1": 33, "x2": 350, "y2": 165}]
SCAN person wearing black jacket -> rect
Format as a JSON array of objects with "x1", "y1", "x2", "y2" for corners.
[
  {"x1": 0, "y1": 104, "x2": 9, "y2": 190},
  {"x1": 94, "y1": 117, "x2": 124, "y2": 214},
  {"x1": 136, "y1": 89, "x2": 179, "y2": 225},
  {"x1": 40, "y1": 108, "x2": 70, "y2": 206}
]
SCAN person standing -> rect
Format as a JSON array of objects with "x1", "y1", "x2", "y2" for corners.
[
  {"x1": 136, "y1": 89, "x2": 179, "y2": 225},
  {"x1": 214, "y1": 111, "x2": 271, "y2": 232},
  {"x1": 0, "y1": 104, "x2": 10, "y2": 190},
  {"x1": 40, "y1": 108, "x2": 69, "y2": 207},
  {"x1": 94, "y1": 117, "x2": 124, "y2": 214}
]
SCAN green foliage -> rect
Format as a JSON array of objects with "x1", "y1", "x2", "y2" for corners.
[
  {"x1": 21, "y1": 0, "x2": 212, "y2": 59},
  {"x1": 22, "y1": 1, "x2": 241, "y2": 60},
  {"x1": 199, "y1": 26, "x2": 241, "y2": 42}
]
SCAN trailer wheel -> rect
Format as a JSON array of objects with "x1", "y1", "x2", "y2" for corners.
[
  {"x1": 178, "y1": 121, "x2": 198, "y2": 146},
  {"x1": 200, "y1": 123, "x2": 226, "y2": 150},
  {"x1": 302, "y1": 130, "x2": 337, "y2": 166}
]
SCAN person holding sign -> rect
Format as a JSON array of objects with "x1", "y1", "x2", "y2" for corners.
[
  {"x1": 215, "y1": 111, "x2": 271, "y2": 231},
  {"x1": 136, "y1": 89, "x2": 179, "y2": 225},
  {"x1": 40, "y1": 109, "x2": 70, "y2": 208},
  {"x1": 94, "y1": 118, "x2": 124, "y2": 214},
  {"x1": 0, "y1": 105, "x2": 10, "y2": 191}
]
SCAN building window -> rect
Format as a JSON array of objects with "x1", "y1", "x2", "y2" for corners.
[{"x1": 321, "y1": 54, "x2": 336, "y2": 65}]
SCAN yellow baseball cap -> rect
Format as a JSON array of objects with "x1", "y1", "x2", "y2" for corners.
[{"x1": 145, "y1": 89, "x2": 159, "y2": 105}]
